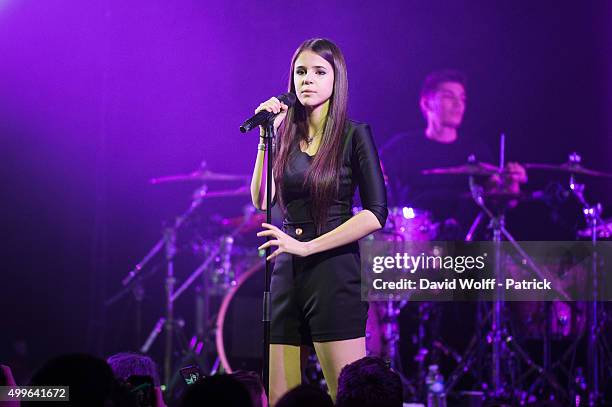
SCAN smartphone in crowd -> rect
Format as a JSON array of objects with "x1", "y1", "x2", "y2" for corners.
[{"x1": 179, "y1": 365, "x2": 202, "y2": 385}]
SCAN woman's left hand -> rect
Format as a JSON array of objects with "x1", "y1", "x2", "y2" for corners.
[{"x1": 257, "y1": 223, "x2": 310, "y2": 261}]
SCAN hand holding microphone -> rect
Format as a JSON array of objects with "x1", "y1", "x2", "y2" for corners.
[
  {"x1": 255, "y1": 97, "x2": 289, "y2": 135},
  {"x1": 240, "y1": 92, "x2": 296, "y2": 134}
]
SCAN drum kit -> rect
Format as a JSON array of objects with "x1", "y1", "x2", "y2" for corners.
[
  {"x1": 106, "y1": 148, "x2": 612, "y2": 404},
  {"x1": 369, "y1": 149, "x2": 612, "y2": 405}
]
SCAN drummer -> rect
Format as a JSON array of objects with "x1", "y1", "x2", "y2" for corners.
[{"x1": 379, "y1": 69, "x2": 527, "y2": 239}]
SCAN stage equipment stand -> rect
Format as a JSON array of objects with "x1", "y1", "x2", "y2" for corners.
[
  {"x1": 565, "y1": 152, "x2": 612, "y2": 406},
  {"x1": 446, "y1": 136, "x2": 569, "y2": 403},
  {"x1": 259, "y1": 122, "x2": 275, "y2": 396}
]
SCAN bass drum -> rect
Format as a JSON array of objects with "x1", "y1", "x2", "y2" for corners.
[
  {"x1": 216, "y1": 262, "x2": 265, "y2": 373},
  {"x1": 216, "y1": 261, "x2": 384, "y2": 372}
]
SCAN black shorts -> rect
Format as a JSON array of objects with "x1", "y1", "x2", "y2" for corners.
[{"x1": 270, "y1": 223, "x2": 368, "y2": 346}]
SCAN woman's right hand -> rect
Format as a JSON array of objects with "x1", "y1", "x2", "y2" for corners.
[{"x1": 256, "y1": 97, "x2": 289, "y2": 135}]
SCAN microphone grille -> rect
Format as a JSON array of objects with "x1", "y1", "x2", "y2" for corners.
[{"x1": 278, "y1": 92, "x2": 297, "y2": 107}]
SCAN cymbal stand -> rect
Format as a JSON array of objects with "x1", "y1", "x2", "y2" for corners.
[
  {"x1": 136, "y1": 184, "x2": 210, "y2": 387},
  {"x1": 126, "y1": 183, "x2": 247, "y2": 390},
  {"x1": 105, "y1": 260, "x2": 163, "y2": 349},
  {"x1": 379, "y1": 299, "x2": 418, "y2": 399},
  {"x1": 565, "y1": 152, "x2": 612, "y2": 406},
  {"x1": 469, "y1": 178, "x2": 568, "y2": 400},
  {"x1": 170, "y1": 206, "x2": 256, "y2": 380},
  {"x1": 446, "y1": 149, "x2": 568, "y2": 402}
]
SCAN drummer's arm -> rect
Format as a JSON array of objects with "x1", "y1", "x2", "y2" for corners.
[
  {"x1": 250, "y1": 136, "x2": 276, "y2": 210},
  {"x1": 483, "y1": 161, "x2": 528, "y2": 194}
]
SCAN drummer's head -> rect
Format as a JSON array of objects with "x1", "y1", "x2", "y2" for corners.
[{"x1": 420, "y1": 69, "x2": 467, "y2": 129}]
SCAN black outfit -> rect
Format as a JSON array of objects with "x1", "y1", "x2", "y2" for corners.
[
  {"x1": 270, "y1": 120, "x2": 388, "y2": 345},
  {"x1": 379, "y1": 129, "x2": 493, "y2": 238}
]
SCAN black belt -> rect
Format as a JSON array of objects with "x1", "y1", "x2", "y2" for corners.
[{"x1": 283, "y1": 217, "x2": 351, "y2": 241}]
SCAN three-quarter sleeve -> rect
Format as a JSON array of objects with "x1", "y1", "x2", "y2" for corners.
[{"x1": 353, "y1": 123, "x2": 388, "y2": 228}]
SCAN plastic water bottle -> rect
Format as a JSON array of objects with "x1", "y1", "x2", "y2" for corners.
[
  {"x1": 426, "y1": 365, "x2": 446, "y2": 407},
  {"x1": 572, "y1": 367, "x2": 587, "y2": 406}
]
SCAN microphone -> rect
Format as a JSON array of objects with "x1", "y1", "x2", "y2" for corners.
[{"x1": 240, "y1": 92, "x2": 297, "y2": 133}]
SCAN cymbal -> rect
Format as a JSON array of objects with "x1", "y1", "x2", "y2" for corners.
[
  {"x1": 150, "y1": 170, "x2": 251, "y2": 184},
  {"x1": 422, "y1": 162, "x2": 513, "y2": 177},
  {"x1": 523, "y1": 163, "x2": 612, "y2": 178},
  {"x1": 195, "y1": 186, "x2": 251, "y2": 199}
]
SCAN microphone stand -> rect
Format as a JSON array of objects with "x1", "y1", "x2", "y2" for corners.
[
  {"x1": 261, "y1": 122, "x2": 275, "y2": 396},
  {"x1": 241, "y1": 104, "x2": 287, "y2": 395}
]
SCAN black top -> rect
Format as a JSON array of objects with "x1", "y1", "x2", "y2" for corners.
[
  {"x1": 278, "y1": 120, "x2": 388, "y2": 232},
  {"x1": 379, "y1": 129, "x2": 493, "y2": 231}
]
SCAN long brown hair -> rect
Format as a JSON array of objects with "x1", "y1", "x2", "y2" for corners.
[{"x1": 273, "y1": 38, "x2": 348, "y2": 233}]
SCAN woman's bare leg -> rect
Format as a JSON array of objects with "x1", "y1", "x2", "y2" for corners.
[
  {"x1": 313, "y1": 337, "x2": 366, "y2": 402},
  {"x1": 269, "y1": 344, "x2": 307, "y2": 406}
]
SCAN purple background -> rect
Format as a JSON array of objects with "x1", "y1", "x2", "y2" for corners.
[{"x1": 1, "y1": 0, "x2": 611, "y2": 375}]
